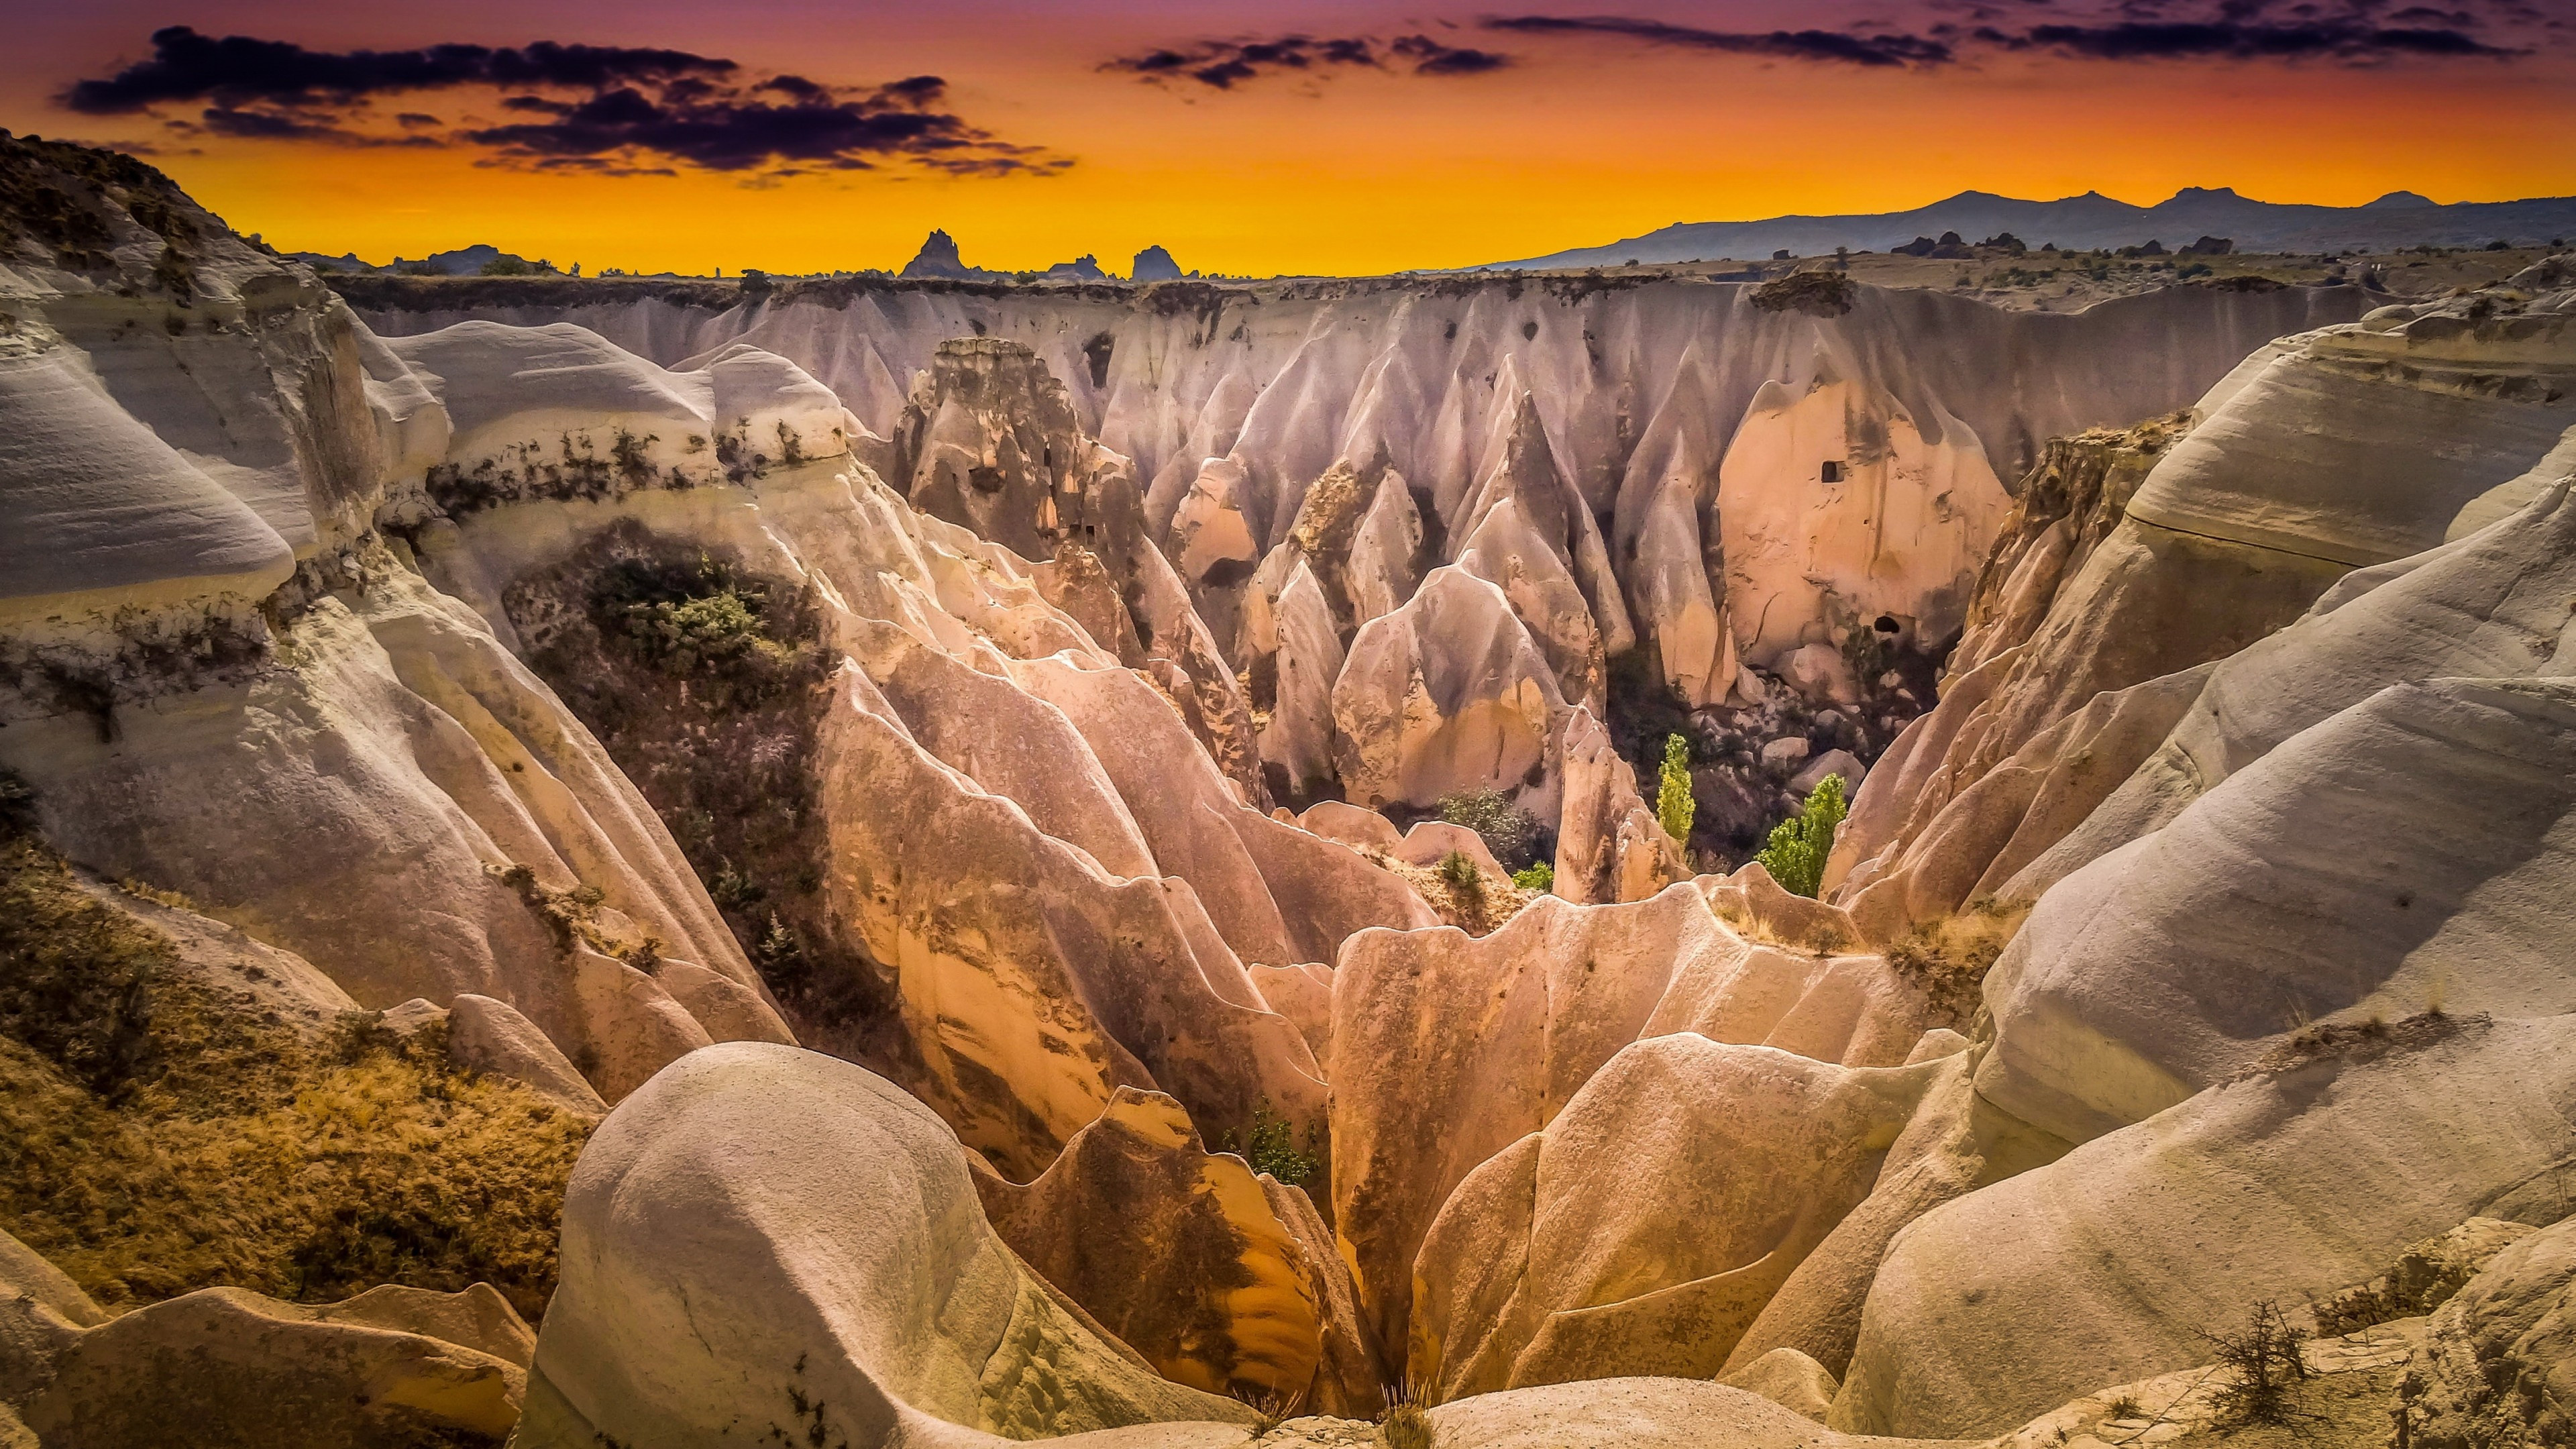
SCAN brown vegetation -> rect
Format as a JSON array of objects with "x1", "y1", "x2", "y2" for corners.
[
  {"x1": 0, "y1": 831, "x2": 587, "y2": 1320},
  {"x1": 1883, "y1": 898, "x2": 2033, "y2": 1028}
]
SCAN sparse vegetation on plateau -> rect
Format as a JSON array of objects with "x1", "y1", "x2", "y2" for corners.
[
  {"x1": 0, "y1": 827, "x2": 586, "y2": 1319},
  {"x1": 1758, "y1": 774, "x2": 1846, "y2": 898},
  {"x1": 1750, "y1": 269, "x2": 1856, "y2": 316},
  {"x1": 2200, "y1": 1301, "x2": 2315, "y2": 1430}
]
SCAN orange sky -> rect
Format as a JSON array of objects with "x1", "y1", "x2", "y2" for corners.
[{"x1": 9, "y1": 3, "x2": 2573, "y2": 276}]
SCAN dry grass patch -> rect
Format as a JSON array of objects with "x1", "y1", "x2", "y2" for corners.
[
  {"x1": 1883, "y1": 898, "x2": 2033, "y2": 1028},
  {"x1": 1385, "y1": 855, "x2": 1536, "y2": 936},
  {"x1": 0, "y1": 833, "x2": 588, "y2": 1320}
]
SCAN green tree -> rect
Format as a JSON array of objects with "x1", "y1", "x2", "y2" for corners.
[
  {"x1": 1758, "y1": 774, "x2": 1847, "y2": 898},
  {"x1": 1655, "y1": 733, "x2": 1695, "y2": 845}
]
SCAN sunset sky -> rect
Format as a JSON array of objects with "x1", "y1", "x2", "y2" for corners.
[{"x1": 8, "y1": 1, "x2": 2573, "y2": 277}]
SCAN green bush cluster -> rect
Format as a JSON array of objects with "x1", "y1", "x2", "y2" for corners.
[
  {"x1": 1758, "y1": 774, "x2": 1847, "y2": 898},
  {"x1": 1511, "y1": 861, "x2": 1554, "y2": 894},
  {"x1": 597, "y1": 553, "x2": 821, "y2": 708},
  {"x1": 1220, "y1": 1099, "x2": 1320, "y2": 1187}
]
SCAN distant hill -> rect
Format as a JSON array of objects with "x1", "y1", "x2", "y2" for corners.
[
  {"x1": 289, "y1": 243, "x2": 557, "y2": 276},
  {"x1": 1488, "y1": 188, "x2": 2576, "y2": 269}
]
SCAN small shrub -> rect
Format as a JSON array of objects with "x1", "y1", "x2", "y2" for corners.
[
  {"x1": 1436, "y1": 789, "x2": 1542, "y2": 870},
  {"x1": 2200, "y1": 1300, "x2": 2314, "y2": 1430},
  {"x1": 1232, "y1": 1384, "x2": 1307, "y2": 1432},
  {"x1": 1511, "y1": 861, "x2": 1554, "y2": 894},
  {"x1": 1380, "y1": 1399, "x2": 1435, "y2": 1449},
  {"x1": 1655, "y1": 733, "x2": 1696, "y2": 844},
  {"x1": 2105, "y1": 1393, "x2": 2143, "y2": 1419},
  {"x1": 1757, "y1": 774, "x2": 1846, "y2": 898},
  {"x1": 1435, "y1": 849, "x2": 1483, "y2": 892},
  {"x1": 1220, "y1": 1099, "x2": 1319, "y2": 1187}
]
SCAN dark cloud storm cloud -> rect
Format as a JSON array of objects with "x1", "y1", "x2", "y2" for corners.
[
  {"x1": 60, "y1": 26, "x2": 1068, "y2": 176},
  {"x1": 1103, "y1": 33, "x2": 1511, "y2": 89},
  {"x1": 1481, "y1": 15, "x2": 1954, "y2": 66},
  {"x1": 1477, "y1": 1, "x2": 2533, "y2": 68}
]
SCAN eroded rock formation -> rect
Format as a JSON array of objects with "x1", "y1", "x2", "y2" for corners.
[{"x1": 15, "y1": 133, "x2": 2576, "y2": 1449}]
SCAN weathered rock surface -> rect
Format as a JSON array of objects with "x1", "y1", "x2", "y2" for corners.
[
  {"x1": 1977, "y1": 478, "x2": 2576, "y2": 1144},
  {"x1": 2396, "y1": 1214, "x2": 2576, "y2": 1449},
  {"x1": 975, "y1": 1087, "x2": 1381, "y2": 1414},
  {"x1": 354, "y1": 261, "x2": 2369, "y2": 713},
  {"x1": 1330, "y1": 883, "x2": 1939, "y2": 1378},
  {"x1": 1836, "y1": 1013, "x2": 2576, "y2": 1438},
  {"x1": 518, "y1": 1042, "x2": 1250, "y2": 1447},
  {"x1": 0, "y1": 146, "x2": 786, "y2": 1110},
  {"x1": 1551, "y1": 708, "x2": 1684, "y2": 905},
  {"x1": 1409, "y1": 1034, "x2": 1945, "y2": 1401},
  {"x1": 17, "y1": 1283, "x2": 527, "y2": 1449},
  {"x1": 1834, "y1": 289, "x2": 2576, "y2": 932},
  {"x1": 1333, "y1": 567, "x2": 1568, "y2": 814}
]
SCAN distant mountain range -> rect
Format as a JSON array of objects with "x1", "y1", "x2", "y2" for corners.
[
  {"x1": 1487, "y1": 188, "x2": 2576, "y2": 270},
  {"x1": 290, "y1": 243, "x2": 558, "y2": 277}
]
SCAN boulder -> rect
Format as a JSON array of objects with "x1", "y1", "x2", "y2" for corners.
[
  {"x1": 1790, "y1": 749, "x2": 1865, "y2": 796},
  {"x1": 517, "y1": 1042, "x2": 1252, "y2": 1446},
  {"x1": 1721, "y1": 1348, "x2": 1841, "y2": 1421},
  {"x1": 1391, "y1": 821, "x2": 1503, "y2": 876},
  {"x1": 1760, "y1": 737, "x2": 1811, "y2": 765},
  {"x1": 1778, "y1": 643, "x2": 1862, "y2": 706},
  {"x1": 1296, "y1": 800, "x2": 1403, "y2": 853}
]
